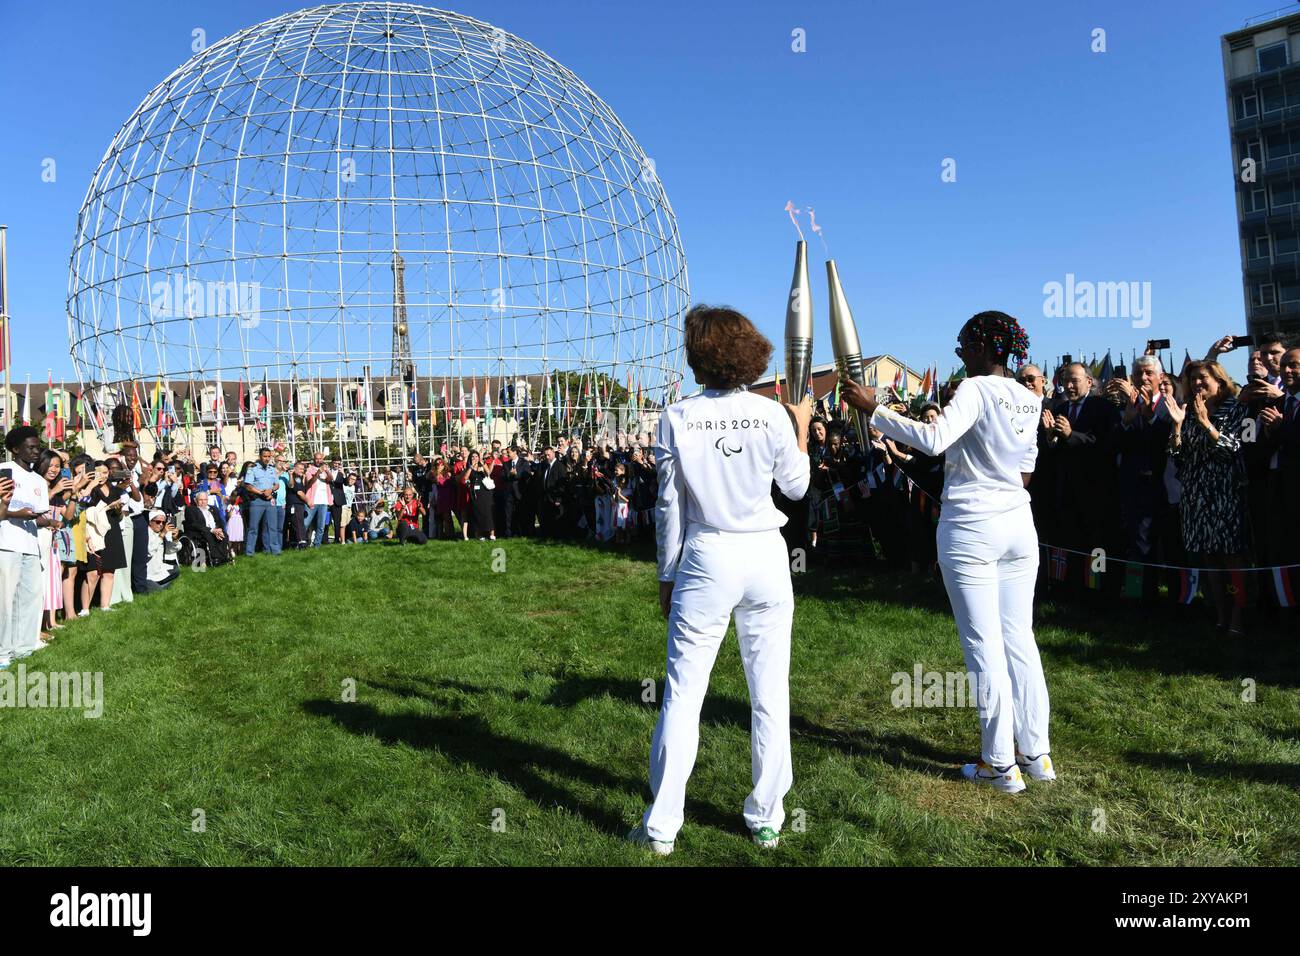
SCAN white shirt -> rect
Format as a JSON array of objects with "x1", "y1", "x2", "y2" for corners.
[
  {"x1": 146, "y1": 530, "x2": 180, "y2": 582},
  {"x1": 870, "y1": 375, "x2": 1040, "y2": 526},
  {"x1": 0, "y1": 461, "x2": 50, "y2": 555},
  {"x1": 655, "y1": 387, "x2": 810, "y2": 581}
]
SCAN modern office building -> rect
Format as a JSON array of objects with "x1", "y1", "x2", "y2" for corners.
[{"x1": 1223, "y1": 5, "x2": 1300, "y2": 343}]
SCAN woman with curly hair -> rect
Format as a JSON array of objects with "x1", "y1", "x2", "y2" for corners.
[
  {"x1": 843, "y1": 310, "x2": 1052, "y2": 795},
  {"x1": 629, "y1": 305, "x2": 812, "y2": 856}
]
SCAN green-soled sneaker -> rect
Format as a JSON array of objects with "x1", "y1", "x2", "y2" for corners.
[{"x1": 752, "y1": 826, "x2": 780, "y2": 849}]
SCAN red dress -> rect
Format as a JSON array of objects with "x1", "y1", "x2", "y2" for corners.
[{"x1": 452, "y1": 460, "x2": 470, "y2": 516}]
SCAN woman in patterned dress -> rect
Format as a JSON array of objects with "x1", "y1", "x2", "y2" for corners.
[{"x1": 1168, "y1": 360, "x2": 1251, "y2": 636}]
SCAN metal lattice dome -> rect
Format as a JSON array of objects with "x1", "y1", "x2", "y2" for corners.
[{"x1": 67, "y1": 1, "x2": 687, "y2": 447}]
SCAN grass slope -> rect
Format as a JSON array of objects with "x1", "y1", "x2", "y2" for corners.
[{"x1": 1, "y1": 539, "x2": 1296, "y2": 866}]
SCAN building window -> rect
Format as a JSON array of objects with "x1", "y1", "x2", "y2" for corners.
[
  {"x1": 387, "y1": 385, "x2": 404, "y2": 408},
  {"x1": 204, "y1": 427, "x2": 220, "y2": 449},
  {"x1": 1239, "y1": 93, "x2": 1259, "y2": 120},
  {"x1": 1255, "y1": 282, "x2": 1277, "y2": 307},
  {"x1": 1275, "y1": 229, "x2": 1300, "y2": 255},
  {"x1": 1253, "y1": 234, "x2": 1271, "y2": 260},
  {"x1": 388, "y1": 422, "x2": 405, "y2": 445},
  {"x1": 1247, "y1": 188, "x2": 1268, "y2": 213},
  {"x1": 1271, "y1": 181, "x2": 1300, "y2": 207},
  {"x1": 1258, "y1": 41, "x2": 1289, "y2": 72},
  {"x1": 1280, "y1": 281, "x2": 1300, "y2": 303},
  {"x1": 1264, "y1": 85, "x2": 1286, "y2": 113}
]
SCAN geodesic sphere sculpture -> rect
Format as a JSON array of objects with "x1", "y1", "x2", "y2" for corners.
[{"x1": 67, "y1": 1, "x2": 687, "y2": 444}]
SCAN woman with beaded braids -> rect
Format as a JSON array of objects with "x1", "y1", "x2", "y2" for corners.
[{"x1": 841, "y1": 311, "x2": 1053, "y2": 794}]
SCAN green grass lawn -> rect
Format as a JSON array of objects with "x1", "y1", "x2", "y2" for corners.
[{"x1": 1, "y1": 538, "x2": 1296, "y2": 866}]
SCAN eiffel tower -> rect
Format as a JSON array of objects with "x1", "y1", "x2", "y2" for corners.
[{"x1": 391, "y1": 251, "x2": 414, "y2": 383}]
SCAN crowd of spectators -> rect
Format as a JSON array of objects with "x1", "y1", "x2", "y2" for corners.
[
  {"x1": 787, "y1": 333, "x2": 1299, "y2": 637},
  {"x1": 2, "y1": 332, "x2": 1294, "y2": 667},
  {"x1": 0, "y1": 428, "x2": 661, "y2": 669}
]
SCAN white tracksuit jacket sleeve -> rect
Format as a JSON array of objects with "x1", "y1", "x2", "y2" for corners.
[
  {"x1": 870, "y1": 377, "x2": 983, "y2": 455},
  {"x1": 655, "y1": 412, "x2": 686, "y2": 582},
  {"x1": 772, "y1": 410, "x2": 810, "y2": 501}
]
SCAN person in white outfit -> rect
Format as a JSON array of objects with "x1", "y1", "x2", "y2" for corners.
[
  {"x1": 630, "y1": 305, "x2": 812, "y2": 855},
  {"x1": 842, "y1": 310, "x2": 1054, "y2": 795}
]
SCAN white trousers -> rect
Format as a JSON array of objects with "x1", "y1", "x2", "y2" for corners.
[
  {"x1": 111, "y1": 517, "x2": 135, "y2": 605},
  {"x1": 643, "y1": 526, "x2": 793, "y2": 842},
  {"x1": 0, "y1": 550, "x2": 44, "y2": 661},
  {"x1": 937, "y1": 504, "x2": 1050, "y2": 767}
]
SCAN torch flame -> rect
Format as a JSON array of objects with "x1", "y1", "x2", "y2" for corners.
[{"x1": 783, "y1": 200, "x2": 805, "y2": 242}]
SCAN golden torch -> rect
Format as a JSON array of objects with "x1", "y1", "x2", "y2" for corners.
[
  {"x1": 826, "y1": 259, "x2": 872, "y2": 444},
  {"x1": 784, "y1": 240, "x2": 814, "y2": 402}
]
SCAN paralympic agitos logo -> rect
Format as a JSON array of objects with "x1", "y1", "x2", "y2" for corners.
[{"x1": 714, "y1": 435, "x2": 743, "y2": 457}]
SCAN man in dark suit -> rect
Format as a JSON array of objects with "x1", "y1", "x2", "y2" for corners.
[
  {"x1": 1106, "y1": 356, "x2": 1172, "y2": 602},
  {"x1": 537, "y1": 446, "x2": 564, "y2": 539},
  {"x1": 496, "y1": 446, "x2": 524, "y2": 537},
  {"x1": 183, "y1": 489, "x2": 232, "y2": 566},
  {"x1": 516, "y1": 449, "x2": 539, "y2": 536},
  {"x1": 1043, "y1": 362, "x2": 1121, "y2": 593},
  {"x1": 1258, "y1": 347, "x2": 1300, "y2": 572},
  {"x1": 327, "y1": 456, "x2": 348, "y2": 544}
]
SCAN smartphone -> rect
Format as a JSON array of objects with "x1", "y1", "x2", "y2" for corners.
[
  {"x1": 61, "y1": 468, "x2": 72, "y2": 480},
  {"x1": 1231, "y1": 335, "x2": 1254, "y2": 348},
  {"x1": 1062, "y1": 354, "x2": 1073, "y2": 364},
  {"x1": 1147, "y1": 338, "x2": 1171, "y2": 351}
]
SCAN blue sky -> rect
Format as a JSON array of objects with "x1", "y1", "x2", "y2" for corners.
[{"x1": 0, "y1": 0, "x2": 1276, "y2": 384}]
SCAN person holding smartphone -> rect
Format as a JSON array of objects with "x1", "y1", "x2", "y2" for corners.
[{"x1": 0, "y1": 427, "x2": 54, "y2": 666}]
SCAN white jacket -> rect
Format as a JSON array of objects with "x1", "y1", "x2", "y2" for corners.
[{"x1": 655, "y1": 387, "x2": 809, "y2": 581}]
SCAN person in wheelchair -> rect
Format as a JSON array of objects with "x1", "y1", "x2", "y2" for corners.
[{"x1": 183, "y1": 489, "x2": 234, "y2": 567}]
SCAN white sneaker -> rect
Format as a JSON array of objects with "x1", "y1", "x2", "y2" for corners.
[
  {"x1": 77, "y1": 609, "x2": 90, "y2": 618},
  {"x1": 1016, "y1": 751, "x2": 1057, "y2": 782},
  {"x1": 751, "y1": 826, "x2": 780, "y2": 849},
  {"x1": 961, "y1": 760, "x2": 1026, "y2": 794},
  {"x1": 626, "y1": 825, "x2": 673, "y2": 857}
]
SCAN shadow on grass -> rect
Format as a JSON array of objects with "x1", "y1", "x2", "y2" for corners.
[
  {"x1": 383, "y1": 673, "x2": 968, "y2": 777},
  {"x1": 802, "y1": 562, "x2": 1300, "y2": 689},
  {"x1": 304, "y1": 681, "x2": 741, "y2": 838},
  {"x1": 1124, "y1": 750, "x2": 1300, "y2": 787}
]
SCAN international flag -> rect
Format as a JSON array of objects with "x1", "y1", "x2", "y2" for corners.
[
  {"x1": 259, "y1": 370, "x2": 270, "y2": 429},
  {"x1": 237, "y1": 376, "x2": 247, "y2": 431},
  {"x1": 213, "y1": 370, "x2": 225, "y2": 433},
  {"x1": 458, "y1": 381, "x2": 467, "y2": 425},
  {"x1": 1049, "y1": 547, "x2": 1068, "y2": 581},
  {"x1": 43, "y1": 372, "x2": 56, "y2": 440},
  {"x1": 1273, "y1": 566, "x2": 1296, "y2": 608},
  {"x1": 363, "y1": 368, "x2": 374, "y2": 429},
  {"x1": 1097, "y1": 352, "x2": 1114, "y2": 385},
  {"x1": 484, "y1": 378, "x2": 493, "y2": 426},
  {"x1": 1228, "y1": 569, "x2": 1249, "y2": 609},
  {"x1": 130, "y1": 380, "x2": 143, "y2": 432},
  {"x1": 773, "y1": 367, "x2": 782, "y2": 402},
  {"x1": 22, "y1": 376, "x2": 31, "y2": 425},
  {"x1": 1122, "y1": 563, "x2": 1144, "y2": 599},
  {"x1": 1177, "y1": 568, "x2": 1200, "y2": 605}
]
